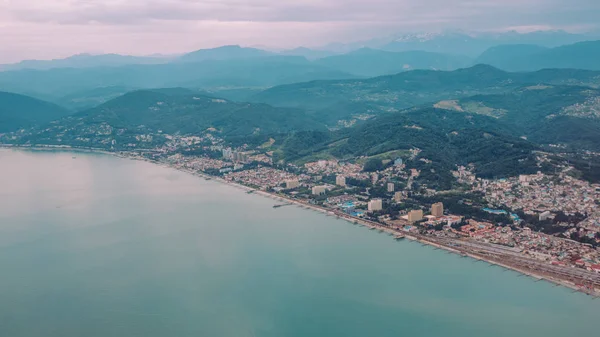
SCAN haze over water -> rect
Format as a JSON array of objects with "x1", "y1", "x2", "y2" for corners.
[{"x1": 0, "y1": 149, "x2": 598, "y2": 337}]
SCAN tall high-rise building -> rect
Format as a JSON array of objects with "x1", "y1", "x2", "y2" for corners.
[
  {"x1": 286, "y1": 179, "x2": 300, "y2": 189},
  {"x1": 408, "y1": 209, "x2": 424, "y2": 223},
  {"x1": 431, "y1": 202, "x2": 444, "y2": 217},
  {"x1": 336, "y1": 175, "x2": 346, "y2": 187},
  {"x1": 539, "y1": 211, "x2": 552, "y2": 221},
  {"x1": 312, "y1": 185, "x2": 327, "y2": 196},
  {"x1": 371, "y1": 173, "x2": 379, "y2": 185},
  {"x1": 368, "y1": 199, "x2": 383, "y2": 212},
  {"x1": 387, "y1": 182, "x2": 395, "y2": 192},
  {"x1": 222, "y1": 148, "x2": 233, "y2": 160},
  {"x1": 393, "y1": 191, "x2": 403, "y2": 202},
  {"x1": 232, "y1": 152, "x2": 249, "y2": 163}
]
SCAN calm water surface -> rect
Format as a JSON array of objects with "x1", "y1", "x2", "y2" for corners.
[{"x1": 0, "y1": 149, "x2": 598, "y2": 337}]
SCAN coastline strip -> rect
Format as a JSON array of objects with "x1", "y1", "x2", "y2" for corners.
[{"x1": 2, "y1": 144, "x2": 597, "y2": 296}]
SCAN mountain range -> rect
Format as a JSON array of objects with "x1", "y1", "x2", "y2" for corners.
[
  {"x1": 325, "y1": 30, "x2": 593, "y2": 56},
  {"x1": 2, "y1": 30, "x2": 591, "y2": 72},
  {"x1": 8, "y1": 89, "x2": 325, "y2": 149},
  {"x1": 3, "y1": 37, "x2": 600, "y2": 108},
  {"x1": 0, "y1": 56, "x2": 356, "y2": 107},
  {"x1": 476, "y1": 41, "x2": 600, "y2": 71},
  {"x1": 176, "y1": 45, "x2": 272, "y2": 63},
  {"x1": 3, "y1": 63, "x2": 600, "y2": 184},
  {"x1": 313, "y1": 48, "x2": 471, "y2": 77},
  {"x1": 250, "y1": 64, "x2": 600, "y2": 114},
  {"x1": 0, "y1": 53, "x2": 171, "y2": 72}
]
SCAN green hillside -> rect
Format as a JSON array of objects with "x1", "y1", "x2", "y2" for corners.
[
  {"x1": 276, "y1": 108, "x2": 539, "y2": 189},
  {"x1": 0, "y1": 92, "x2": 71, "y2": 132},
  {"x1": 436, "y1": 85, "x2": 600, "y2": 149},
  {"x1": 272, "y1": 84, "x2": 600, "y2": 186},
  {"x1": 54, "y1": 86, "x2": 137, "y2": 111},
  {"x1": 77, "y1": 90, "x2": 326, "y2": 135},
  {"x1": 14, "y1": 90, "x2": 326, "y2": 149}
]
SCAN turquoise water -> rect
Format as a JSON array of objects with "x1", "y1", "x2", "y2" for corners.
[{"x1": 0, "y1": 149, "x2": 598, "y2": 337}]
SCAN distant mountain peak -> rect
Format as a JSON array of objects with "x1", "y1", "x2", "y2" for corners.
[
  {"x1": 213, "y1": 45, "x2": 242, "y2": 50},
  {"x1": 468, "y1": 63, "x2": 504, "y2": 71},
  {"x1": 459, "y1": 64, "x2": 508, "y2": 76},
  {"x1": 177, "y1": 45, "x2": 272, "y2": 63}
]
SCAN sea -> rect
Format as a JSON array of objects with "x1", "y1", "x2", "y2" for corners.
[{"x1": 0, "y1": 149, "x2": 598, "y2": 337}]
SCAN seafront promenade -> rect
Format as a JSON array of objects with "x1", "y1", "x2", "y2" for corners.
[{"x1": 184, "y1": 163, "x2": 600, "y2": 295}]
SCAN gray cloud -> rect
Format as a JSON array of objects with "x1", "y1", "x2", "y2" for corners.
[
  {"x1": 5, "y1": 0, "x2": 599, "y2": 25},
  {"x1": 1, "y1": 0, "x2": 600, "y2": 62}
]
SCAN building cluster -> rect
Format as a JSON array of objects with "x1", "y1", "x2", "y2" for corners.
[
  {"x1": 304, "y1": 160, "x2": 368, "y2": 179},
  {"x1": 248, "y1": 153, "x2": 273, "y2": 165},
  {"x1": 478, "y1": 173, "x2": 599, "y2": 232},
  {"x1": 167, "y1": 154, "x2": 229, "y2": 171},
  {"x1": 222, "y1": 148, "x2": 251, "y2": 163},
  {"x1": 465, "y1": 224, "x2": 600, "y2": 270},
  {"x1": 224, "y1": 167, "x2": 301, "y2": 190},
  {"x1": 560, "y1": 96, "x2": 600, "y2": 119},
  {"x1": 81, "y1": 129, "x2": 600, "y2": 276}
]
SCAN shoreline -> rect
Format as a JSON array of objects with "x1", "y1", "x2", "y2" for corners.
[{"x1": 2, "y1": 144, "x2": 597, "y2": 296}]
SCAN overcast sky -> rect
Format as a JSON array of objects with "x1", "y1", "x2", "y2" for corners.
[{"x1": 1, "y1": 0, "x2": 599, "y2": 62}]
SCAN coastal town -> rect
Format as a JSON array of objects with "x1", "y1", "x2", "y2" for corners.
[{"x1": 3, "y1": 129, "x2": 600, "y2": 295}]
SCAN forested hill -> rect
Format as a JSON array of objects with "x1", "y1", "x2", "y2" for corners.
[
  {"x1": 0, "y1": 91, "x2": 71, "y2": 132},
  {"x1": 433, "y1": 85, "x2": 600, "y2": 150},
  {"x1": 74, "y1": 90, "x2": 328, "y2": 135},
  {"x1": 276, "y1": 107, "x2": 539, "y2": 189},
  {"x1": 13, "y1": 89, "x2": 327, "y2": 149},
  {"x1": 250, "y1": 65, "x2": 600, "y2": 111}
]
